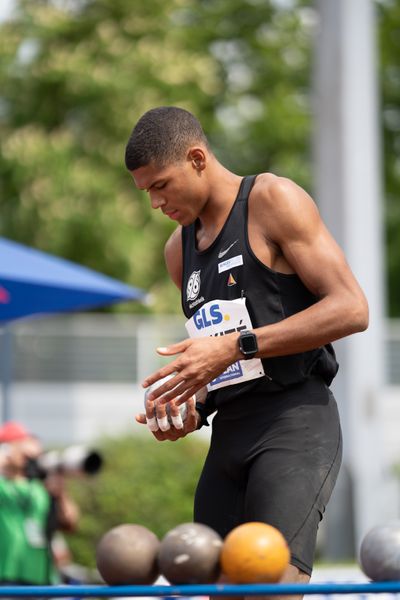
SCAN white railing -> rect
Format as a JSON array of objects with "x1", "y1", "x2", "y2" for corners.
[{"x1": 2, "y1": 314, "x2": 400, "y2": 385}]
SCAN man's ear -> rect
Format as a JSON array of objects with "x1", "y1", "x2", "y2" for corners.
[{"x1": 188, "y1": 148, "x2": 206, "y2": 171}]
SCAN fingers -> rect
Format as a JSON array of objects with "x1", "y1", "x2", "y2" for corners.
[
  {"x1": 144, "y1": 397, "x2": 171, "y2": 432},
  {"x1": 149, "y1": 413, "x2": 186, "y2": 442},
  {"x1": 142, "y1": 370, "x2": 173, "y2": 395},
  {"x1": 144, "y1": 373, "x2": 200, "y2": 407},
  {"x1": 139, "y1": 395, "x2": 198, "y2": 440},
  {"x1": 157, "y1": 402, "x2": 197, "y2": 440},
  {"x1": 143, "y1": 367, "x2": 204, "y2": 406},
  {"x1": 174, "y1": 386, "x2": 197, "y2": 406},
  {"x1": 143, "y1": 368, "x2": 177, "y2": 390},
  {"x1": 185, "y1": 396, "x2": 196, "y2": 411},
  {"x1": 144, "y1": 335, "x2": 235, "y2": 403},
  {"x1": 155, "y1": 399, "x2": 170, "y2": 432},
  {"x1": 156, "y1": 340, "x2": 190, "y2": 356},
  {"x1": 157, "y1": 380, "x2": 188, "y2": 405},
  {"x1": 142, "y1": 340, "x2": 191, "y2": 391},
  {"x1": 145, "y1": 374, "x2": 187, "y2": 403},
  {"x1": 145, "y1": 398, "x2": 159, "y2": 432},
  {"x1": 139, "y1": 403, "x2": 186, "y2": 441},
  {"x1": 169, "y1": 400, "x2": 183, "y2": 430},
  {"x1": 185, "y1": 396, "x2": 199, "y2": 431},
  {"x1": 170, "y1": 385, "x2": 203, "y2": 406}
]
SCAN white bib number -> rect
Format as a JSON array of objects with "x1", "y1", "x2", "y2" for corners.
[{"x1": 185, "y1": 298, "x2": 265, "y2": 391}]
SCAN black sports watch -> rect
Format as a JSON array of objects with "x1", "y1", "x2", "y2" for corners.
[{"x1": 238, "y1": 329, "x2": 258, "y2": 360}]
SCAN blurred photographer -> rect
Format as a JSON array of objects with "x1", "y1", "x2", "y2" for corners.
[{"x1": 0, "y1": 421, "x2": 79, "y2": 586}]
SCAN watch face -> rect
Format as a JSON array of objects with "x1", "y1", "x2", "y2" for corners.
[{"x1": 240, "y1": 332, "x2": 257, "y2": 354}]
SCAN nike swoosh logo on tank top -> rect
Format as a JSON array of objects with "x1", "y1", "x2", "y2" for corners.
[{"x1": 218, "y1": 240, "x2": 238, "y2": 259}]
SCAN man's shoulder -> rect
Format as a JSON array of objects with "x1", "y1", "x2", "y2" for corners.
[
  {"x1": 252, "y1": 173, "x2": 301, "y2": 204},
  {"x1": 250, "y1": 173, "x2": 318, "y2": 242},
  {"x1": 164, "y1": 226, "x2": 183, "y2": 290},
  {"x1": 165, "y1": 226, "x2": 182, "y2": 252}
]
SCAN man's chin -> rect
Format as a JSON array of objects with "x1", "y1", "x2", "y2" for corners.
[{"x1": 180, "y1": 215, "x2": 197, "y2": 227}]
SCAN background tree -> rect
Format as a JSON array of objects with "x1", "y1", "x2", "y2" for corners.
[
  {"x1": 0, "y1": 0, "x2": 398, "y2": 315},
  {"x1": 378, "y1": 0, "x2": 400, "y2": 316},
  {"x1": 0, "y1": 0, "x2": 313, "y2": 313}
]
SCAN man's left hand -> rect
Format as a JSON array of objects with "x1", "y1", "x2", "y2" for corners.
[{"x1": 142, "y1": 334, "x2": 237, "y2": 405}]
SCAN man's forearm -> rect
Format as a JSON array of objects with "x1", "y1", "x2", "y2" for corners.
[{"x1": 228, "y1": 294, "x2": 368, "y2": 363}]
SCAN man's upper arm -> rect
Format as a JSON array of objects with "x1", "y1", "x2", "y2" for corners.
[
  {"x1": 164, "y1": 227, "x2": 183, "y2": 290},
  {"x1": 265, "y1": 178, "x2": 366, "y2": 303}
]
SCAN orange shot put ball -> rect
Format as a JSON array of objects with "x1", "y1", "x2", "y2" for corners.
[{"x1": 220, "y1": 522, "x2": 290, "y2": 583}]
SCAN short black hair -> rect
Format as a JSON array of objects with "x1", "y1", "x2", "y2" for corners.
[{"x1": 125, "y1": 106, "x2": 210, "y2": 171}]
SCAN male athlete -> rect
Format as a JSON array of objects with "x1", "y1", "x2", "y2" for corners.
[{"x1": 125, "y1": 106, "x2": 368, "y2": 591}]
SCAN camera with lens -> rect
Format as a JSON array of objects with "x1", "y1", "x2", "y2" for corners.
[{"x1": 25, "y1": 445, "x2": 103, "y2": 479}]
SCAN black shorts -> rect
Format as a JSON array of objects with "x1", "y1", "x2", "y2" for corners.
[{"x1": 194, "y1": 376, "x2": 342, "y2": 576}]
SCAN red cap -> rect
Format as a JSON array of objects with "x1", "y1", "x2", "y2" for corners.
[{"x1": 0, "y1": 421, "x2": 30, "y2": 443}]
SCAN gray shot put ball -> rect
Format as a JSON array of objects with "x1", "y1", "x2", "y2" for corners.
[
  {"x1": 96, "y1": 523, "x2": 160, "y2": 585},
  {"x1": 359, "y1": 521, "x2": 400, "y2": 581},
  {"x1": 158, "y1": 522, "x2": 223, "y2": 584}
]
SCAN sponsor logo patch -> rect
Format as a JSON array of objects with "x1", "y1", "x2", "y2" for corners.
[
  {"x1": 218, "y1": 240, "x2": 238, "y2": 259},
  {"x1": 186, "y1": 270, "x2": 201, "y2": 302},
  {"x1": 210, "y1": 362, "x2": 243, "y2": 386},
  {"x1": 218, "y1": 255, "x2": 243, "y2": 274}
]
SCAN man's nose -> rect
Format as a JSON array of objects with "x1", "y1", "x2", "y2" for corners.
[{"x1": 149, "y1": 191, "x2": 166, "y2": 210}]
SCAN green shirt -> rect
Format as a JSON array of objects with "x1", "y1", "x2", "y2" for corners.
[{"x1": 0, "y1": 477, "x2": 58, "y2": 584}]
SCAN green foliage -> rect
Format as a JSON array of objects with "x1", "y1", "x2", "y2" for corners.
[
  {"x1": 0, "y1": 0, "x2": 215, "y2": 312},
  {"x1": 175, "y1": 0, "x2": 313, "y2": 187},
  {"x1": 378, "y1": 0, "x2": 400, "y2": 316},
  {"x1": 0, "y1": 0, "x2": 313, "y2": 313},
  {"x1": 65, "y1": 432, "x2": 208, "y2": 568},
  {"x1": 0, "y1": 0, "x2": 399, "y2": 314}
]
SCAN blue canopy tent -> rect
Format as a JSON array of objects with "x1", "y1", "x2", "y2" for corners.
[
  {"x1": 0, "y1": 237, "x2": 145, "y2": 323},
  {"x1": 0, "y1": 236, "x2": 146, "y2": 420}
]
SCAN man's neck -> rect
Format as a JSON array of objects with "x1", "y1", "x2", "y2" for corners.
[{"x1": 197, "y1": 161, "x2": 242, "y2": 236}]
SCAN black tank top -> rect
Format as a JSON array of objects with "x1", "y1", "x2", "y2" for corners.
[{"x1": 181, "y1": 175, "x2": 338, "y2": 406}]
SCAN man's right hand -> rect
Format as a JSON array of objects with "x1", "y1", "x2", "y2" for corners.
[{"x1": 135, "y1": 395, "x2": 199, "y2": 441}]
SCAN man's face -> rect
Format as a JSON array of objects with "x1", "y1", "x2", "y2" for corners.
[{"x1": 130, "y1": 154, "x2": 207, "y2": 226}]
